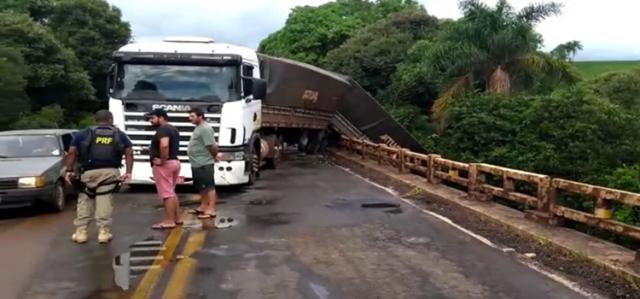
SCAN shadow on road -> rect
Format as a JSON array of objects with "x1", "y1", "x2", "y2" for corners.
[{"x1": 0, "y1": 201, "x2": 74, "y2": 221}]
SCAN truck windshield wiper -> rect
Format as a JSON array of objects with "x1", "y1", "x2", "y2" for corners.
[{"x1": 0, "y1": 155, "x2": 11, "y2": 158}]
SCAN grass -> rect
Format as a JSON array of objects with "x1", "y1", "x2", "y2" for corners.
[{"x1": 575, "y1": 60, "x2": 640, "y2": 80}]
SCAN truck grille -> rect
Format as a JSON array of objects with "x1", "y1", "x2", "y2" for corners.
[
  {"x1": 0, "y1": 178, "x2": 18, "y2": 190},
  {"x1": 123, "y1": 112, "x2": 220, "y2": 162}
]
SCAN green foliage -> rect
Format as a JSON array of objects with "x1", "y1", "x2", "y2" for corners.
[
  {"x1": 0, "y1": 12, "x2": 94, "y2": 114},
  {"x1": 258, "y1": 0, "x2": 420, "y2": 66},
  {"x1": 550, "y1": 40, "x2": 582, "y2": 62},
  {"x1": 48, "y1": 0, "x2": 131, "y2": 99},
  {"x1": 575, "y1": 61, "x2": 640, "y2": 80},
  {"x1": 0, "y1": 47, "x2": 30, "y2": 128},
  {"x1": 605, "y1": 166, "x2": 640, "y2": 225},
  {"x1": 585, "y1": 69, "x2": 640, "y2": 110},
  {"x1": 0, "y1": 0, "x2": 53, "y2": 22},
  {"x1": 384, "y1": 102, "x2": 437, "y2": 151},
  {"x1": 440, "y1": 87, "x2": 640, "y2": 184},
  {"x1": 75, "y1": 113, "x2": 96, "y2": 128},
  {"x1": 0, "y1": 1, "x2": 130, "y2": 129},
  {"x1": 14, "y1": 104, "x2": 65, "y2": 129},
  {"x1": 324, "y1": 7, "x2": 438, "y2": 97},
  {"x1": 384, "y1": 0, "x2": 579, "y2": 125}
]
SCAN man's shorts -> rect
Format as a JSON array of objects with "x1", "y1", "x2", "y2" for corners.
[
  {"x1": 152, "y1": 160, "x2": 181, "y2": 199},
  {"x1": 192, "y1": 164, "x2": 215, "y2": 192}
]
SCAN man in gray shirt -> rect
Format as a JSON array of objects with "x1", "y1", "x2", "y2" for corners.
[{"x1": 187, "y1": 107, "x2": 218, "y2": 219}]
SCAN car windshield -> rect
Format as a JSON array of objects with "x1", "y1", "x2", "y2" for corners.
[
  {"x1": 0, "y1": 135, "x2": 61, "y2": 158},
  {"x1": 114, "y1": 64, "x2": 240, "y2": 102}
]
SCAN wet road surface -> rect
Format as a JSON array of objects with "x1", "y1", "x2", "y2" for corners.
[{"x1": 1, "y1": 154, "x2": 592, "y2": 299}]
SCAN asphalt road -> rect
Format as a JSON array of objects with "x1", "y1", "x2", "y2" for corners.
[{"x1": 0, "y1": 153, "x2": 593, "y2": 299}]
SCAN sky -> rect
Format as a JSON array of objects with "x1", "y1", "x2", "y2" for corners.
[{"x1": 106, "y1": 0, "x2": 640, "y2": 61}]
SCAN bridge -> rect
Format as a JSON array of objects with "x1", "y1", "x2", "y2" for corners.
[{"x1": 2, "y1": 57, "x2": 640, "y2": 299}]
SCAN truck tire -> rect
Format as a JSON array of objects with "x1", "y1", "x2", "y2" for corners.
[{"x1": 247, "y1": 144, "x2": 260, "y2": 186}]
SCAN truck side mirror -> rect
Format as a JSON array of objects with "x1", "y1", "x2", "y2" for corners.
[
  {"x1": 242, "y1": 77, "x2": 267, "y2": 100},
  {"x1": 106, "y1": 64, "x2": 116, "y2": 97},
  {"x1": 251, "y1": 78, "x2": 267, "y2": 100}
]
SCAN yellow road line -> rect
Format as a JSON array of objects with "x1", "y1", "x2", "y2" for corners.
[
  {"x1": 162, "y1": 231, "x2": 206, "y2": 299},
  {"x1": 131, "y1": 219, "x2": 185, "y2": 298}
]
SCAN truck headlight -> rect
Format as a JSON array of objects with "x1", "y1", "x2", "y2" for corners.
[
  {"x1": 217, "y1": 151, "x2": 245, "y2": 161},
  {"x1": 18, "y1": 176, "x2": 46, "y2": 188}
]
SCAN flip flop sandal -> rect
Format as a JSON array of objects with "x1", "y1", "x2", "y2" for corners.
[
  {"x1": 188, "y1": 209, "x2": 205, "y2": 215},
  {"x1": 197, "y1": 213, "x2": 217, "y2": 219},
  {"x1": 152, "y1": 223, "x2": 176, "y2": 230},
  {"x1": 175, "y1": 220, "x2": 184, "y2": 225}
]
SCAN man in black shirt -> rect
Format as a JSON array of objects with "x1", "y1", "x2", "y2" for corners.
[{"x1": 145, "y1": 108, "x2": 182, "y2": 229}]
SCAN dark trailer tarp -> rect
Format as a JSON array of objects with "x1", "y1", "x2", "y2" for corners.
[{"x1": 257, "y1": 54, "x2": 425, "y2": 153}]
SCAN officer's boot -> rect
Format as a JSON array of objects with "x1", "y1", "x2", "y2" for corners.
[
  {"x1": 98, "y1": 227, "x2": 113, "y2": 244},
  {"x1": 71, "y1": 226, "x2": 88, "y2": 244}
]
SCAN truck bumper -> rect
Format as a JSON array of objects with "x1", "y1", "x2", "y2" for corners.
[{"x1": 128, "y1": 161, "x2": 249, "y2": 186}]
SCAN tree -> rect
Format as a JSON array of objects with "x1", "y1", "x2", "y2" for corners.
[
  {"x1": 47, "y1": 0, "x2": 131, "y2": 100},
  {"x1": 439, "y1": 87, "x2": 640, "y2": 184},
  {"x1": 550, "y1": 40, "x2": 583, "y2": 62},
  {"x1": 324, "y1": 7, "x2": 439, "y2": 98},
  {"x1": 0, "y1": 12, "x2": 94, "y2": 121},
  {"x1": 0, "y1": 0, "x2": 53, "y2": 23},
  {"x1": 407, "y1": 0, "x2": 579, "y2": 128},
  {"x1": 14, "y1": 104, "x2": 65, "y2": 129},
  {"x1": 0, "y1": 47, "x2": 30, "y2": 129},
  {"x1": 585, "y1": 69, "x2": 640, "y2": 111},
  {"x1": 258, "y1": 0, "x2": 420, "y2": 66}
]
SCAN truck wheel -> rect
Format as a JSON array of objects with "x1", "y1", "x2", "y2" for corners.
[
  {"x1": 247, "y1": 148, "x2": 260, "y2": 186},
  {"x1": 50, "y1": 181, "x2": 66, "y2": 212}
]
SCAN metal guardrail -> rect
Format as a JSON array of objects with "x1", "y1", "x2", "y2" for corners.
[{"x1": 340, "y1": 136, "x2": 640, "y2": 258}]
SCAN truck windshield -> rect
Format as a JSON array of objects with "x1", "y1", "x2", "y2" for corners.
[
  {"x1": 114, "y1": 64, "x2": 240, "y2": 102},
  {"x1": 0, "y1": 135, "x2": 61, "y2": 158}
]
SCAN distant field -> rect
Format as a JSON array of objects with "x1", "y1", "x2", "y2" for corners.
[{"x1": 575, "y1": 60, "x2": 640, "y2": 80}]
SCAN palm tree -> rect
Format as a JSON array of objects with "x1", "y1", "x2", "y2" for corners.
[
  {"x1": 430, "y1": 0, "x2": 579, "y2": 129},
  {"x1": 551, "y1": 40, "x2": 583, "y2": 62}
]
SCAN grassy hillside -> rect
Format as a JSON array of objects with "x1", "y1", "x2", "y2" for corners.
[{"x1": 575, "y1": 60, "x2": 640, "y2": 80}]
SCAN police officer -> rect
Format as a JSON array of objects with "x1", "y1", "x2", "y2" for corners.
[{"x1": 65, "y1": 110, "x2": 133, "y2": 244}]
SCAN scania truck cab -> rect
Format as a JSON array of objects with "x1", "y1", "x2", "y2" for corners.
[{"x1": 107, "y1": 37, "x2": 267, "y2": 186}]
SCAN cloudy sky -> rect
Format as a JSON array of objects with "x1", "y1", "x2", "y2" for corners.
[{"x1": 106, "y1": 0, "x2": 640, "y2": 61}]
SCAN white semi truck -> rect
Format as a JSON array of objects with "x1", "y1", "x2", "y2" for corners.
[
  {"x1": 106, "y1": 37, "x2": 273, "y2": 186},
  {"x1": 106, "y1": 37, "x2": 336, "y2": 186}
]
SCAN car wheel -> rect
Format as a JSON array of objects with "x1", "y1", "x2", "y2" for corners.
[{"x1": 51, "y1": 181, "x2": 66, "y2": 212}]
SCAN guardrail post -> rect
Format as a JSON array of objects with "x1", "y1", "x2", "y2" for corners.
[
  {"x1": 546, "y1": 179, "x2": 564, "y2": 226},
  {"x1": 398, "y1": 149, "x2": 406, "y2": 173},
  {"x1": 360, "y1": 142, "x2": 366, "y2": 160},
  {"x1": 595, "y1": 196, "x2": 613, "y2": 220},
  {"x1": 468, "y1": 164, "x2": 479, "y2": 200},
  {"x1": 427, "y1": 154, "x2": 441, "y2": 184},
  {"x1": 537, "y1": 177, "x2": 552, "y2": 215},
  {"x1": 346, "y1": 137, "x2": 353, "y2": 153},
  {"x1": 376, "y1": 144, "x2": 383, "y2": 165},
  {"x1": 468, "y1": 163, "x2": 490, "y2": 201}
]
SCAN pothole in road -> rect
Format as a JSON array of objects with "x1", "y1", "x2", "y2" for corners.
[
  {"x1": 248, "y1": 212, "x2": 294, "y2": 226},
  {"x1": 361, "y1": 202, "x2": 400, "y2": 209}
]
